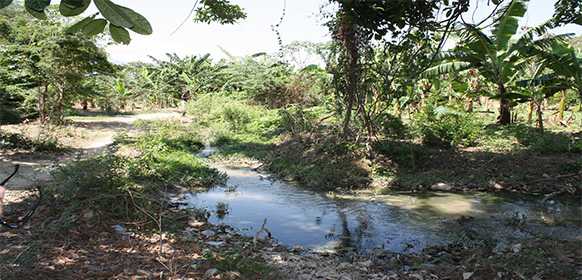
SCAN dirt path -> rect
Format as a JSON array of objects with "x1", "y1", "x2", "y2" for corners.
[{"x1": 0, "y1": 112, "x2": 181, "y2": 191}]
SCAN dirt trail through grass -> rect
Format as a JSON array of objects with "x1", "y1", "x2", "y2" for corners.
[{"x1": 0, "y1": 112, "x2": 181, "y2": 194}]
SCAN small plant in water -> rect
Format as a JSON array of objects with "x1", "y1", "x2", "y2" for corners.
[
  {"x1": 215, "y1": 202, "x2": 230, "y2": 219},
  {"x1": 225, "y1": 185, "x2": 238, "y2": 193}
]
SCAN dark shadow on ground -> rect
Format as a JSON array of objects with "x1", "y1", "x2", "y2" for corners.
[
  {"x1": 482, "y1": 123, "x2": 582, "y2": 154},
  {"x1": 67, "y1": 110, "x2": 136, "y2": 117},
  {"x1": 374, "y1": 131, "x2": 581, "y2": 195},
  {"x1": 68, "y1": 120, "x2": 134, "y2": 131}
]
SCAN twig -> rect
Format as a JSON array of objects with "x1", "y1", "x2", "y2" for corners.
[{"x1": 170, "y1": 0, "x2": 201, "y2": 36}]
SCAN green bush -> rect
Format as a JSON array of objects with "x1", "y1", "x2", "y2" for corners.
[
  {"x1": 413, "y1": 105, "x2": 482, "y2": 147},
  {"x1": 278, "y1": 105, "x2": 318, "y2": 136},
  {"x1": 221, "y1": 103, "x2": 252, "y2": 130},
  {"x1": 378, "y1": 113, "x2": 409, "y2": 138}
]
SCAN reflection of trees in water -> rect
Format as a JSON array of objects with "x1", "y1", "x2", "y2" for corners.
[{"x1": 333, "y1": 202, "x2": 373, "y2": 252}]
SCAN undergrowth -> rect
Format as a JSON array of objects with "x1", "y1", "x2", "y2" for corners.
[{"x1": 0, "y1": 131, "x2": 62, "y2": 152}]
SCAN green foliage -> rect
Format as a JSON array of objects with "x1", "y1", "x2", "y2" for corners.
[
  {"x1": 413, "y1": 103, "x2": 483, "y2": 148},
  {"x1": 221, "y1": 104, "x2": 252, "y2": 130},
  {"x1": 194, "y1": 0, "x2": 246, "y2": 25},
  {"x1": 0, "y1": 132, "x2": 61, "y2": 152},
  {"x1": 278, "y1": 105, "x2": 319, "y2": 136},
  {"x1": 59, "y1": 0, "x2": 91, "y2": 17},
  {"x1": 493, "y1": 0, "x2": 529, "y2": 50},
  {"x1": 0, "y1": 9, "x2": 114, "y2": 123},
  {"x1": 212, "y1": 56, "x2": 316, "y2": 107},
  {"x1": 108, "y1": 23, "x2": 130, "y2": 44},
  {"x1": 187, "y1": 95, "x2": 281, "y2": 145},
  {"x1": 2, "y1": 0, "x2": 249, "y2": 44}
]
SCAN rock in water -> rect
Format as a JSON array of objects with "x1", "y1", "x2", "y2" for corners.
[
  {"x1": 431, "y1": 183, "x2": 453, "y2": 191},
  {"x1": 201, "y1": 229, "x2": 216, "y2": 238},
  {"x1": 204, "y1": 268, "x2": 219, "y2": 279}
]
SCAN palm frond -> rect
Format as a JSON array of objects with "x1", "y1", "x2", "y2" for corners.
[
  {"x1": 493, "y1": 0, "x2": 530, "y2": 50},
  {"x1": 421, "y1": 61, "x2": 471, "y2": 77}
]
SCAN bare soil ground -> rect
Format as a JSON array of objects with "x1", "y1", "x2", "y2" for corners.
[{"x1": 0, "y1": 112, "x2": 181, "y2": 190}]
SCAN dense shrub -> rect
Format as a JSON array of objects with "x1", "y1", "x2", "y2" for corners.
[
  {"x1": 278, "y1": 105, "x2": 319, "y2": 136},
  {"x1": 187, "y1": 95, "x2": 281, "y2": 143},
  {"x1": 413, "y1": 105, "x2": 482, "y2": 147},
  {"x1": 377, "y1": 113, "x2": 409, "y2": 138}
]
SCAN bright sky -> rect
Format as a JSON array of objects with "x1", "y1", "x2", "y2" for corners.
[{"x1": 83, "y1": 0, "x2": 580, "y2": 64}]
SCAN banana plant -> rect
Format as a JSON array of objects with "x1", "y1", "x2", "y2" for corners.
[
  {"x1": 423, "y1": 0, "x2": 567, "y2": 125},
  {"x1": 531, "y1": 39, "x2": 582, "y2": 102}
]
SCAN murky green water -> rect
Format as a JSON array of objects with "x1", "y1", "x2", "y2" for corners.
[{"x1": 182, "y1": 148, "x2": 581, "y2": 253}]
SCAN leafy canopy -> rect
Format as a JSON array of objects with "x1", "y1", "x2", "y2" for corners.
[{"x1": 0, "y1": 0, "x2": 246, "y2": 44}]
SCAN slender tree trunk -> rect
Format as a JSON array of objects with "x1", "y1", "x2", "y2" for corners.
[
  {"x1": 38, "y1": 84, "x2": 49, "y2": 124},
  {"x1": 557, "y1": 91, "x2": 566, "y2": 123},
  {"x1": 339, "y1": 12, "x2": 359, "y2": 139},
  {"x1": 54, "y1": 86, "x2": 65, "y2": 125},
  {"x1": 497, "y1": 83, "x2": 511, "y2": 125},
  {"x1": 527, "y1": 101, "x2": 534, "y2": 124},
  {"x1": 394, "y1": 102, "x2": 401, "y2": 118},
  {"x1": 466, "y1": 96, "x2": 474, "y2": 112},
  {"x1": 536, "y1": 101, "x2": 544, "y2": 133}
]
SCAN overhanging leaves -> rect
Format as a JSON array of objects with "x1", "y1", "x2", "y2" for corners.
[
  {"x1": 24, "y1": 0, "x2": 50, "y2": 12},
  {"x1": 109, "y1": 24, "x2": 130, "y2": 44},
  {"x1": 0, "y1": 0, "x2": 12, "y2": 9},
  {"x1": 60, "y1": 0, "x2": 91, "y2": 17},
  {"x1": 94, "y1": 0, "x2": 133, "y2": 28},
  {"x1": 82, "y1": 19, "x2": 107, "y2": 36},
  {"x1": 25, "y1": 3, "x2": 47, "y2": 19},
  {"x1": 422, "y1": 61, "x2": 471, "y2": 77},
  {"x1": 115, "y1": 5, "x2": 152, "y2": 35},
  {"x1": 67, "y1": 15, "x2": 96, "y2": 34}
]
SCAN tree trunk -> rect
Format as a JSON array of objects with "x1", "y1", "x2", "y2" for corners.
[
  {"x1": 497, "y1": 84, "x2": 511, "y2": 125},
  {"x1": 54, "y1": 86, "x2": 65, "y2": 125},
  {"x1": 466, "y1": 97, "x2": 474, "y2": 112},
  {"x1": 536, "y1": 101, "x2": 544, "y2": 133},
  {"x1": 38, "y1": 84, "x2": 49, "y2": 124},
  {"x1": 557, "y1": 91, "x2": 565, "y2": 123},
  {"x1": 339, "y1": 11, "x2": 359, "y2": 139},
  {"x1": 527, "y1": 101, "x2": 534, "y2": 124}
]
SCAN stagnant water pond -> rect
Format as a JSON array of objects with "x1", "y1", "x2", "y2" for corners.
[{"x1": 180, "y1": 148, "x2": 581, "y2": 253}]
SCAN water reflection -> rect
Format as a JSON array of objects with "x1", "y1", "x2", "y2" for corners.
[{"x1": 184, "y1": 166, "x2": 582, "y2": 253}]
